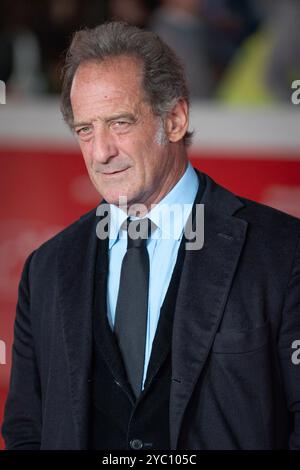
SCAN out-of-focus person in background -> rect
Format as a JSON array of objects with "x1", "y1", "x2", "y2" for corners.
[
  {"x1": 265, "y1": 0, "x2": 300, "y2": 102},
  {"x1": 35, "y1": 0, "x2": 84, "y2": 93},
  {"x1": 108, "y1": 0, "x2": 156, "y2": 28},
  {"x1": 0, "y1": 0, "x2": 109, "y2": 96},
  {"x1": 1, "y1": 0, "x2": 288, "y2": 103},
  {"x1": 0, "y1": 0, "x2": 46, "y2": 97},
  {"x1": 148, "y1": 0, "x2": 214, "y2": 99},
  {"x1": 216, "y1": 0, "x2": 300, "y2": 104},
  {"x1": 201, "y1": 0, "x2": 260, "y2": 81}
]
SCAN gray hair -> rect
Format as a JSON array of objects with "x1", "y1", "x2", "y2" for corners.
[{"x1": 60, "y1": 21, "x2": 193, "y2": 146}]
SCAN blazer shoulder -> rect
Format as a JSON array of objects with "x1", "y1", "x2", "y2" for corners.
[
  {"x1": 236, "y1": 195, "x2": 300, "y2": 234},
  {"x1": 28, "y1": 206, "x2": 98, "y2": 265},
  {"x1": 199, "y1": 170, "x2": 300, "y2": 237}
]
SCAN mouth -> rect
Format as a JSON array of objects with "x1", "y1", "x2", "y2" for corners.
[{"x1": 101, "y1": 168, "x2": 128, "y2": 176}]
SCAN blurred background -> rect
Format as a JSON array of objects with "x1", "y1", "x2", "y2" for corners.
[{"x1": 0, "y1": 0, "x2": 300, "y2": 450}]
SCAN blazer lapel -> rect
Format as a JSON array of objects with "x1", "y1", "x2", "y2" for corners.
[
  {"x1": 57, "y1": 209, "x2": 99, "y2": 449},
  {"x1": 170, "y1": 172, "x2": 248, "y2": 449}
]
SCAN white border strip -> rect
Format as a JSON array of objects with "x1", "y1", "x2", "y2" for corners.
[{"x1": 190, "y1": 102, "x2": 300, "y2": 154}]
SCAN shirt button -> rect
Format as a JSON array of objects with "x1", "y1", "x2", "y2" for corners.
[{"x1": 130, "y1": 439, "x2": 143, "y2": 450}]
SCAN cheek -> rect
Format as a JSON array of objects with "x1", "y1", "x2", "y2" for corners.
[{"x1": 141, "y1": 142, "x2": 165, "y2": 175}]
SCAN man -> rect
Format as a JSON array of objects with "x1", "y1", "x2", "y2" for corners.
[{"x1": 2, "y1": 21, "x2": 300, "y2": 450}]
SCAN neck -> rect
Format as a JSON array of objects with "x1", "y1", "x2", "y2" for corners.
[{"x1": 127, "y1": 150, "x2": 188, "y2": 217}]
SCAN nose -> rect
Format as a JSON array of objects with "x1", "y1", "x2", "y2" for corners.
[{"x1": 91, "y1": 126, "x2": 119, "y2": 165}]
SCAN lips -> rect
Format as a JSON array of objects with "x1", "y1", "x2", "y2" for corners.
[{"x1": 102, "y1": 168, "x2": 127, "y2": 175}]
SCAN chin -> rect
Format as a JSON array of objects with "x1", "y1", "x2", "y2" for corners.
[{"x1": 101, "y1": 191, "x2": 131, "y2": 207}]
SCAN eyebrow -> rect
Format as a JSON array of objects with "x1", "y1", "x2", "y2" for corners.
[
  {"x1": 72, "y1": 121, "x2": 92, "y2": 129},
  {"x1": 73, "y1": 113, "x2": 137, "y2": 129}
]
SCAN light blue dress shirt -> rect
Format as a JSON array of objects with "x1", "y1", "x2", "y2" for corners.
[{"x1": 106, "y1": 162, "x2": 199, "y2": 389}]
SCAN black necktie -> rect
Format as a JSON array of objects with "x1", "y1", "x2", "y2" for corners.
[{"x1": 114, "y1": 217, "x2": 153, "y2": 399}]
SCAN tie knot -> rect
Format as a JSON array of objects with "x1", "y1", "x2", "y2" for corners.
[{"x1": 126, "y1": 218, "x2": 154, "y2": 249}]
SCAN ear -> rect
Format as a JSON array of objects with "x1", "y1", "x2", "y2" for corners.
[{"x1": 165, "y1": 99, "x2": 189, "y2": 143}]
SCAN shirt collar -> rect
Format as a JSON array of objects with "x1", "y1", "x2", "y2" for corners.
[
  {"x1": 108, "y1": 204, "x2": 128, "y2": 249},
  {"x1": 108, "y1": 161, "x2": 199, "y2": 249}
]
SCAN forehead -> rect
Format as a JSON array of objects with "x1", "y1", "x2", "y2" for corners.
[{"x1": 70, "y1": 56, "x2": 145, "y2": 111}]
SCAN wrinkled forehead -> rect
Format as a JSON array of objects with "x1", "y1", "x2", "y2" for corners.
[
  {"x1": 70, "y1": 55, "x2": 155, "y2": 126},
  {"x1": 71, "y1": 55, "x2": 145, "y2": 98}
]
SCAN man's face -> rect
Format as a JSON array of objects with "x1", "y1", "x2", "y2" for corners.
[{"x1": 70, "y1": 56, "x2": 183, "y2": 211}]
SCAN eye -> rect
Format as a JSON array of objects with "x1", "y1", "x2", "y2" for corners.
[
  {"x1": 76, "y1": 126, "x2": 92, "y2": 136},
  {"x1": 111, "y1": 120, "x2": 132, "y2": 132},
  {"x1": 114, "y1": 121, "x2": 128, "y2": 126}
]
